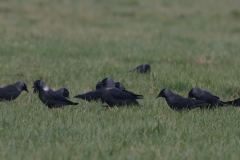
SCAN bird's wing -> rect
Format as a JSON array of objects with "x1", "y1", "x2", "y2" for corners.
[
  {"x1": 0, "y1": 85, "x2": 19, "y2": 99},
  {"x1": 171, "y1": 96, "x2": 209, "y2": 109},
  {"x1": 108, "y1": 88, "x2": 138, "y2": 100},
  {"x1": 54, "y1": 89, "x2": 62, "y2": 95},
  {"x1": 185, "y1": 98, "x2": 210, "y2": 109},
  {"x1": 48, "y1": 90, "x2": 75, "y2": 104},
  {"x1": 74, "y1": 90, "x2": 101, "y2": 101},
  {"x1": 122, "y1": 89, "x2": 143, "y2": 99}
]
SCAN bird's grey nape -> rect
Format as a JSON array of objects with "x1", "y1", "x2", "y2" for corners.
[
  {"x1": 190, "y1": 88, "x2": 203, "y2": 97},
  {"x1": 104, "y1": 78, "x2": 115, "y2": 88}
]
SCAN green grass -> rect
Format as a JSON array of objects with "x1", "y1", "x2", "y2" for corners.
[{"x1": 1, "y1": 0, "x2": 240, "y2": 159}]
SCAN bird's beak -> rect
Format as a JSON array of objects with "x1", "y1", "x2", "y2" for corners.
[
  {"x1": 156, "y1": 95, "x2": 160, "y2": 98},
  {"x1": 25, "y1": 89, "x2": 29, "y2": 93},
  {"x1": 67, "y1": 95, "x2": 70, "y2": 99}
]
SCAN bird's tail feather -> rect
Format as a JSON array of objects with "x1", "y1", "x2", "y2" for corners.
[
  {"x1": 124, "y1": 90, "x2": 144, "y2": 99},
  {"x1": 223, "y1": 101, "x2": 233, "y2": 105},
  {"x1": 74, "y1": 94, "x2": 85, "y2": 99}
]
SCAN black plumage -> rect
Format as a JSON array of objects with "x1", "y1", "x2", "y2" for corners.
[
  {"x1": 34, "y1": 87, "x2": 70, "y2": 98},
  {"x1": 157, "y1": 88, "x2": 210, "y2": 111},
  {"x1": 99, "y1": 78, "x2": 143, "y2": 107},
  {"x1": 74, "y1": 81, "x2": 132, "y2": 103},
  {"x1": 128, "y1": 64, "x2": 151, "y2": 73},
  {"x1": 188, "y1": 88, "x2": 225, "y2": 108},
  {"x1": 224, "y1": 98, "x2": 240, "y2": 107},
  {"x1": 32, "y1": 80, "x2": 78, "y2": 108},
  {"x1": 74, "y1": 82, "x2": 103, "y2": 102},
  {"x1": 0, "y1": 81, "x2": 28, "y2": 102}
]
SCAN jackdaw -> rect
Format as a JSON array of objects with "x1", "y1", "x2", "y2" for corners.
[
  {"x1": 128, "y1": 64, "x2": 151, "y2": 73},
  {"x1": 99, "y1": 78, "x2": 143, "y2": 107},
  {"x1": 188, "y1": 88, "x2": 225, "y2": 108},
  {"x1": 224, "y1": 98, "x2": 240, "y2": 107},
  {"x1": 115, "y1": 82, "x2": 125, "y2": 90},
  {"x1": 32, "y1": 80, "x2": 78, "y2": 108},
  {"x1": 0, "y1": 81, "x2": 28, "y2": 102},
  {"x1": 157, "y1": 88, "x2": 210, "y2": 111},
  {"x1": 33, "y1": 87, "x2": 70, "y2": 98},
  {"x1": 74, "y1": 82, "x2": 128, "y2": 103}
]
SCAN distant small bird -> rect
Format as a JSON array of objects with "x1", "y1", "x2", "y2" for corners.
[
  {"x1": 224, "y1": 98, "x2": 240, "y2": 107},
  {"x1": 0, "y1": 81, "x2": 28, "y2": 102},
  {"x1": 128, "y1": 64, "x2": 151, "y2": 73},
  {"x1": 34, "y1": 87, "x2": 70, "y2": 98},
  {"x1": 188, "y1": 88, "x2": 225, "y2": 108},
  {"x1": 157, "y1": 88, "x2": 210, "y2": 111},
  {"x1": 32, "y1": 80, "x2": 78, "y2": 108},
  {"x1": 99, "y1": 78, "x2": 143, "y2": 107}
]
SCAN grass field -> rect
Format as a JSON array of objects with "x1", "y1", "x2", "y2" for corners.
[{"x1": 1, "y1": 0, "x2": 240, "y2": 159}]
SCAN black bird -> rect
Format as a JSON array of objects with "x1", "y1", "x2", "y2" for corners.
[
  {"x1": 128, "y1": 64, "x2": 151, "y2": 73},
  {"x1": 96, "y1": 82, "x2": 102, "y2": 90},
  {"x1": 188, "y1": 88, "x2": 225, "y2": 108},
  {"x1": 157, "y1": 88, "x2": 210, "y2": 111},
  {"x1": 34, "y1": 87, "x2": 70, "y2": 98},
  {"x1": 115, "y1": 82, "x2": 125, "y2": 91},
  {"x1": 74, "y1": 82, "x2": 103, "y2": 102},
  {"x1": 32, "y1": 80, "x2": 78, "y2": 108},
  {"x1": 0, "y1": 81, "x2": 28, "y2": 102},
  {"x1": 74, "y1": 82, "x2": 128, "y2": 103},
  {"x1": 55, "y1": 88, "x2": 70, "y2": 99},
  {"x1": 99, "y1": 78, "x2": 143, "y2": 107},
  {"x1": 224, "y1": 98, "x2": 240, "y2": 107}
]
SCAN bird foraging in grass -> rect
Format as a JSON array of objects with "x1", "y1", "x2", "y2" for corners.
[
  {"x1": 74, "y1": 81, "x2": 134, "y2": 104},
  {"x1": 188, "y1": 88, "x2": 225, "y2": 109},
  {"x1": 0, "y1": 81, "x2": 28, "y2": 102},
  {"x1": 34, "y1": 87, "x2": 70, "y2": 99},
  {"x1": 128, "y1": 64, "x2": 151, "y2": 73},
  {"x1": 157, "y1": 88, "x2": 210, "y2": 111},
  {"x1": 33, "y1": 80, "x2": 78, "y2": 108},
  {"x1": 99, "y1": 78, "x2": 143, "y2": 107}
]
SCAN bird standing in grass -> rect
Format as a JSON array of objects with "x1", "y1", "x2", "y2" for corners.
[
  {"x1": 128, "y1": 64, "x2": 151, "y2": 73},
  {"x1": 0, "y1": 81, "x2": 28, "y2": 102},
  {"x1": 74, "y1": 81, "x2": 132, "y2": 103},
  {"x1": 32, "y1": 80, "x2": 78, "y2": 108},
  {"x1": 157, "y1": 88, "x2": 210, "y2": 111},
  {"x1": 99, "y1": 78, "x2": 143, "y2": 107},
  {"x1": 34, "y1": 87, "x2": 70, "y2": 98},
  {"x1": 188, "y1": 88, "x2": 225, "y2": 109}
]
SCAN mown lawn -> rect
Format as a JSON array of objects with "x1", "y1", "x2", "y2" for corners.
[{"x1": 0, "y1": 0, "x2": 240, "y2": 159}]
